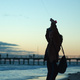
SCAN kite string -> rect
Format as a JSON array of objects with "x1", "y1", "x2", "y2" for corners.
[{"x1": 40, "y1": 0, "x2": 51, "y2": 18}]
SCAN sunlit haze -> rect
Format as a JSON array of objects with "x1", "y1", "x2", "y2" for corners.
[{"x1": 0, "y1": 0, "x2": 80, "y2": 56}]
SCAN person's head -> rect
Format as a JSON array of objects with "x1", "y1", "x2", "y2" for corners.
[{"x1": 50, "y1": 18, "x2": 57, "y2": 29}]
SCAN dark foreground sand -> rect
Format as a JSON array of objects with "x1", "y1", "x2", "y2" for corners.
[
  {"x1": 28, "y1": 72, "x2": 80, "y2": 80},
  {"x1": 62, "y1": 72, "x2": 80, "y2": 80}
]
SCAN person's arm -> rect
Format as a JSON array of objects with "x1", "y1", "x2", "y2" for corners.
[{"x1": 45, "y1": 29, "x2": 50, "y2": 42}]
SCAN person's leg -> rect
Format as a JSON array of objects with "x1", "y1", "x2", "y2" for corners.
[
  {"x1": 54, "y1": 63, "x2": 58, "y2": 78},
  {"x1": 46, "y1": 61, "x2": 58, "y2": 80},
  {"x1": 51, "y1": 62, "x2": 58, "y2": 80},
  {"x1": 46, "y1": 60, "x2": 52, "y2": 80}
]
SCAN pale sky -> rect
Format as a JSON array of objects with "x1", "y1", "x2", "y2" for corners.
[{"x1": 0, "y1": 0, "x2": 80, "y2": 56}]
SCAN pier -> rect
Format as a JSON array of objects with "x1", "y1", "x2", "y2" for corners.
[
  {"x1": 0, "y1": 57, "x2": 45, "y2": 65},
  {"x1": 0, "y1": 56, "x2": 80, "y2": 65}
]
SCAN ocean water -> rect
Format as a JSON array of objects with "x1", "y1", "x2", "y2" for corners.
[{"x1": 0, "y1": 61, "x2": 80, "y2": 80}]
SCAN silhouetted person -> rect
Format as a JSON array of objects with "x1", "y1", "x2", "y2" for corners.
[{"x1": 44, "y1": 18, "x2": 61, "y2": 80}]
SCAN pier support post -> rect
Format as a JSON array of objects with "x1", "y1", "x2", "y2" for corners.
[
  {"x1": 23, "y1": 59, "x2": 25, "y2": 64},
  {"x1": 33, "y1": 59, "x2": 35, "y2": 65},
  {"x1": 38, "y1": 59, "x2": 39, "y2": 65},
  {"x1": 19, "y1": 59, "x2": 20, "y2": 64},
  {"x1": 0, "y1": 59, "x2": 1, "y2": 64},
  {"x1": 4, "y1": 59, "x2": 6, "y2": 64},
  {"x1": 27, "y1": 59, "x2": 29, "y2": 65},
  {"x1": 13, "y1": 58, "x2": 15, "y2": 64},
  {"x1": 76, "y1": 59, "x2": 78, "y2": 65},
  {"x1": 43, "y1": 61, "x2": 45, "y2": 65},
  {"x1": 69, "y1": 59, "x2": 71, "y2": 65},
  {"x1": 0, "y1": 54, "x2": 1, "y2": 64},
  {"x1": 9, "y1": 59, "x2": 11, "y2": 64}
]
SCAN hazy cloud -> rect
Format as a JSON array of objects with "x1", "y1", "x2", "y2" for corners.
[
  {"x1": 0, "y1": 41, "x2": 18, "y2": 46},
  {"x1": 0, "y1": 41, "x2": 35, "y2": 55}
]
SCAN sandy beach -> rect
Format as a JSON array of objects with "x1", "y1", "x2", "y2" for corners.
[
  {"x1": 62, "y1": 72, "x2": 80, "y2": 80},
  {"x1": 28, "y1": 72, "x2": 80, "y2": 80}
]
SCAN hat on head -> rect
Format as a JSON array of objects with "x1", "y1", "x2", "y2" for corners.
[{"x1": 50, "y1": 18, "x2": 57, "y2": 24}]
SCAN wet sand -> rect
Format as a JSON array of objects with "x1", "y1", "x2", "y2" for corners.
[{"x1": 28, "y1": 76, "x2": 46, "y2": 80}]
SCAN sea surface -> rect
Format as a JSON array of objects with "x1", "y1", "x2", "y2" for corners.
[{"x1": 0, "y1": 61, "x2": 80, "y2": 80}]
